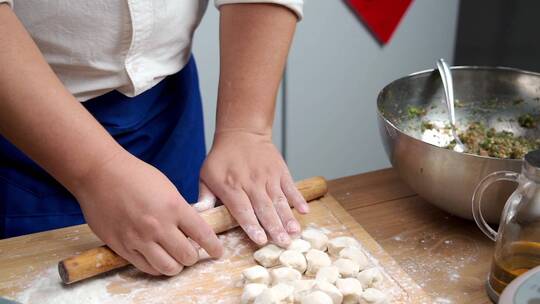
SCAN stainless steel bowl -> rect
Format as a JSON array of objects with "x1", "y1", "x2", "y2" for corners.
[{"x1": 377, "y1": 66, "x2": 540, "y2": 223}]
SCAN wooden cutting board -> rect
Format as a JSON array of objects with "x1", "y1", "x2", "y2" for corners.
[{"x1": 0, "y1": 195, "x2": 431, "y2": 303}]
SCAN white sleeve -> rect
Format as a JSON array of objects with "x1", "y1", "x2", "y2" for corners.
[
  {"x1": 214, "y1": 0, "x2": 303, "y2": 20},
  {"x1": 0, "y1": 0, "x2": 13, "y2": 8}
]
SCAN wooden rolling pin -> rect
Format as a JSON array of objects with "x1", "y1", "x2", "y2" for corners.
[{"x1": 58, "y1": 176, "x2": 327, "y2": 284}]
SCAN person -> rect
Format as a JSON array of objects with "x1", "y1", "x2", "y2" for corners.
[{"x1": 0, "y1": 0, "x2": 308, "y2": 277}]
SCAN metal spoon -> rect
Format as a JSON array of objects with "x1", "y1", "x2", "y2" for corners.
[{"x1": 437, "y1": 58, "x2": 466, "y2": 153}]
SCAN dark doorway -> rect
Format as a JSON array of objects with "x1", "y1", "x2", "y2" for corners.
[{"x1": 454, "y1": 0, "x2": 540, "y2": 73}]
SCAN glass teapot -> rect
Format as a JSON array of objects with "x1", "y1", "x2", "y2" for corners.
[{"x1": 473, "y1": 149, "x2": 540, "y2": 301}]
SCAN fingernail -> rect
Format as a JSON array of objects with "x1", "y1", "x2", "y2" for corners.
[
  {"x1": 298, "y1": 203, "x2": 309, "y2": 213},
  {"x1": 287, "y1": 220, "x2": 301, "y2": 233},
  {"x1": 278, "y1": 232, "x2": 291, "y2": 245},
  {"x1": 253, "y1": 229, "x2": 267, "y2": 245}
]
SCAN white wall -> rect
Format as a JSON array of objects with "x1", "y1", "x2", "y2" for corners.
[
  {"x1": 193, "y1": 1, "x2": 459, "y2": 180},
  {"x1": 286, "y1": 0, "x2": 459, "y2": 180}
]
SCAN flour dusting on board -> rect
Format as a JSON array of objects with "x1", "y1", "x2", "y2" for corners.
[
  {"x1": 11, "y1": 222, "x2": 411, "y2": 303},
  {"x1": 13, "y1": 230, "x2": 250, "y2": 304}
]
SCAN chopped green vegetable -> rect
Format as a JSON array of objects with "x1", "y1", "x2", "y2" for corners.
[
  {"x1": 448, "y1": 122, "x2": 540, "y2": 159},
  {"x1": 518, "y1": 114, "x2": 537, "y2": 129},
  {"x1": 407, "y1": 105, "x2": 427, "y2": 118},
  {"x1": 421, "y1": 121, "x2": 435, "y2": 132}
]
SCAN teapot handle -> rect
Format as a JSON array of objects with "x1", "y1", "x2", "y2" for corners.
[{"x1": 472, "y1": 171, "x2": 519, "y2": 241}]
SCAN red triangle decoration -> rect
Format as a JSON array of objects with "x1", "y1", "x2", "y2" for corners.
[{"x1": 347, "y1": 0, "x2": 413, "y2": 45}]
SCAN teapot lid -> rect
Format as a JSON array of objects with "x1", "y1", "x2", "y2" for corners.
[{"x1": 524, "y1": 149, "x2": 540, "y2": 178}]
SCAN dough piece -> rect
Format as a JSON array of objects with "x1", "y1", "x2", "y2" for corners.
[
  {"x1": 357, "y1": 268, "x2": 384, "y2": 289},
  {"x1": 272, "y1": 283, "x2": 295, "y2": 303},
  {"x1": 287, "y1": 239, "x2": 311, "y2": 253},
  {"x1": 300, "y1": 291, "x2": 334, "y2": 304},
  {"x1": 327, "y1": 236, "x2": 361, "y2": 256},
  {"x1": 360, "y1": 288, "x2": 388, "y2": 304},
  {"x1": 254, "y1": 283, "x2": 294, "y2": 304},
  {"x1": 305, "y1": 249, "x2": 331, "y2": 276},
  {"x1": 242, "y1": 283, "x2": 268, "y2": 304},
  {"x1": 279, "y1": 250, "x2": 307, "y2": 273},
  {"x1": 292, "y1": 280, "x2": 315, "y2": 303},
  {"x1": 254, "y1": 244, "x2": 284, "y2": 268},
  {"x1": 315, "y1": 266, "x2": 340, "y2": 284},
  {"x1": 254, "y1": 289, "x2": 275, "y2": 304},
  {"x1": 312, "y1": 280, "x2": 343, "y2": 304},
  {"x1": 339, "y1": 247, "x2": 369, "y2": 270},
  {"x1": 336, "y1": 278, "x2": 363, "y2": 304},
  {"x1": 333, "y1": 258, "x2": 360, "y2": 278},
  {"x1": 301, "y1": 228, "x2": 328, "y2": 251},
  {"x1": 271, "y1": 267, "x2": 302, "y2": 285},
  {"x1": 243, "y1": 265, "x2": 271, "y2": 285}
]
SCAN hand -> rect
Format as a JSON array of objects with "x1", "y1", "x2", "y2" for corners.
[
  {"x1": 73, "y1": 151, "x2": 223, "y2": 276},
  {"x1": 200, "y1": 130, "x2": 309, "y2": 248}
]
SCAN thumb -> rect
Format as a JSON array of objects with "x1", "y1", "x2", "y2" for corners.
[{"x1": 192, "y1": 181, "x2": 217, "y2": 212}]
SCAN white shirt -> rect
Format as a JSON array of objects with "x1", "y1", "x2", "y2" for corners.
[{"x1": 2, "y1": 0, "x2": 303, "y2": 101}]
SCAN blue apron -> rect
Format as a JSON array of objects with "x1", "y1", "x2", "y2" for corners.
[{"x1": 0, "y1": 56, "x2": 205, "y2": 238}]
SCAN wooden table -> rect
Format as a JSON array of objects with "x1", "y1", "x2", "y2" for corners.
[
  {"x1": 328, "y1": 168, "x2": 494, "y2": 304},
  {"x1": 0, "y1": 168, "x2": 494, "y2": 303}
]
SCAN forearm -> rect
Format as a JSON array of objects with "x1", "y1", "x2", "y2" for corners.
[
  {"x1": 0, "y1": 6, "x2": 123, "y2": 192},
  {"x1": 216, "y1": 3, "x2": 297, "y2": 136}
]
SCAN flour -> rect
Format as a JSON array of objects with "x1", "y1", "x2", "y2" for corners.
[
  {"x1": 12, "y1": 230, "x2": 251, "y2": 304},
  {"x1": 388, "y1": 228, "x2": 485, "y2": 303},
  {"x1": 10, "y1": 223, "x2": 407, "y2": 304},
  {"x1": 15, "y1": 267, "x2": 118, "y2": 304},
  {"x1": 434, "y1": 297, "x2": 453, "y2": 304}
]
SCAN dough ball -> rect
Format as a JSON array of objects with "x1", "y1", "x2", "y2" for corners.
[
  {"x1": 254, "y1": 283, "x2": 294, "y2": 304},
  {"x1": 292, "y1": 280, "x2": 315, "y2": 303},
  {"x1": 272, "y1": 283, "x2": 295, "y2": 303},
  {"x1": 301, "y1": 228, "x2": 328, "y2": 251},
  {"x1": 339, "y1": 247, "x2": 369, "y2": 271},
  {"x1": 312, "y1": 280, "x2": 343, "y2": 304},
  {"x1": 243, "y1": 265, "x2": 271, "y2": 285},
  {"x1": 336, "y1": 278, "x2": 363, "y2": 304},
  {"x1": 315, "y1": 266, "x2": 340, "y2": 284},
  {"x1": 287, "y1": 239, "x2": 311, "y2": 253},
  {"x1": 242, "y1": 283, "x2": 268, "y2": 304},
  {"x1": 305, "y1": 249, "x2": 331, "y2": 276},
  {"x1": 327, "y1": 236, "x2": 360, "y2": 256},
  {"x1": 333, "y1": 258, "x2": 360, "y2": 278},
  {"x1": 271, "y1": 267, "x2": 302, "y2": 285},
  {"x1": 360, "y1": 288, "x2": 388, "y2": 304},
  {"x1": 254, "y1": 244, "x2": 284, "y2": 268},
  {"x1": 300, "y1": 291, "x2": 334, "y2": 304},
  {"x1": 254, "y1": 289, "x2": 275, "y2": 304},
  {"x1": 279, "y1": 250, "x2": 307, "y2": 273},
  {"x1": 357, "y1": 268, "x2": 384, "y2": 289}
]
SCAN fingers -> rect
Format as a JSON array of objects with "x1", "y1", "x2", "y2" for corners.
[
  {"x1": 247, "y1": 186, "x2": 291, "y2": 247},
  {"x1": 128, "y1": 250, "x2": 162, "y2": 276},
  {"x1": 189, "y1": 239, "x2": 212, "y2": 261},
  {"x1": 158, "y1": 226, "x2": 199, "y2": 267},
  {"x1": 137, "y1": 242, "x2": 184, "y2": 276},
  {"x1": 177, "y1": 203, "x2": 224, "y2": 259},
  {"x1": 267, "y1": 182, "x2": 301, "y2": 236},
  {"x1": 109, "y1": 242, "x2": 160, "y2": 276},
  {"x1": 281, "y1": 173, "x2": 309, "y2": 214},
  {"x1": 222, "y1": 190, "x2": 268, "y2": 246},
  {"x1": 193, "y1": 181, "x2": 216, "y2": 212}
]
